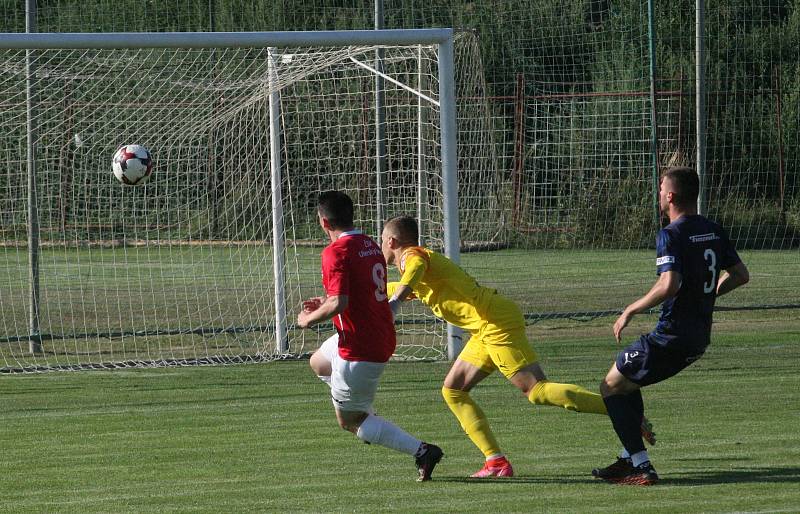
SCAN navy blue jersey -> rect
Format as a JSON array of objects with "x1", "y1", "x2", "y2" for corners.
[{"x1": 652, "y1": 215, "x2": 740, "y2": 350}]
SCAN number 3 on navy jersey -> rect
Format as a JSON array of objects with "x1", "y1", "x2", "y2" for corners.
[
  {"x1": 372, "y1": 263, "x2": 388, "y2": 301},
  {"x1": 703, "y1": 248, "x2": 717, "y2": 294}
]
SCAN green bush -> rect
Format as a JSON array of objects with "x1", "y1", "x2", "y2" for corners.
[
  {"x1": 569, "y1": 170, "x2": 659, "y2": 249},
  {"x1": 709, "y1": 196, "x2": 799, "y2": 250}
]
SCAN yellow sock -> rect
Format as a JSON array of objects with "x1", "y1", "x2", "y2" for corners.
[
  {"x1": 441, "y1": 387, "x2": 502, "y2": 458},
  {"x1": 528, "y1": 380, "x2": 607, "y2": 414}
]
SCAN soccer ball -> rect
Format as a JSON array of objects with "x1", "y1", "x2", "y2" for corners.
[{"x1": 112, "y1": 144, "x2": 153, "y2": 185}]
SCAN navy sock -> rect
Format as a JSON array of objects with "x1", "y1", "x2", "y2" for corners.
[
  {"x1": 603, "y1": 394, "x2": 645, "y2": 456},
  {"x1": 629, "y1": 389, "x2": 644, "y2": 420}
]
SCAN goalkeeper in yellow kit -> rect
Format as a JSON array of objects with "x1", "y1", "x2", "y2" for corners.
[{"x1": 381, "y1": 216, "x2": 654, "y2": 477}]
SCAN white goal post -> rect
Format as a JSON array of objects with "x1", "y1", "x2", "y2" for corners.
[{"x1": 0, "y1": 29, "x2": 479, "y2": 372}]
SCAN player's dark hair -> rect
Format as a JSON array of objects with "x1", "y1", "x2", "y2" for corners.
[
  {"x1": 661, "y1": 166, "x2": 699, "y2": 207},
  {"x1": 385, "y1": 216, "x2": 419, "y2": 246},
  {"x1": 317, "y1": 190, "x2": 354, "y2": 230}
]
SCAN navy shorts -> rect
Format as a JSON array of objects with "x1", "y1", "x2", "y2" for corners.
[{"x1": 615, "y1": 334, "x2": 705, "y2": 387}]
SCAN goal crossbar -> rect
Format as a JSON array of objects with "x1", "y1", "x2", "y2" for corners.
[{"x1": 0, "y1": 29, "x2": 453, "y2": 49}]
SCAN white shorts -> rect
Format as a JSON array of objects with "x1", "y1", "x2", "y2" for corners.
[{"x1": 318, "y1": 334, "x2": 385, "y2": 412}]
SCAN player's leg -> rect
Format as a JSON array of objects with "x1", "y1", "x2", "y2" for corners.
[
  {"x1": 510, "y1": 359, "x2": 655, "y2": 444},
  {"x1": 630, "y1": 389, "x2": 656, "y2": 445},
  {"x1": 479, "y1": 295, "x2": 655, "y2": 461},
  {"x1": 335, "y1": 408, "x2": 369, "y2": 432},
  {"x1": 442, "y1": 342, "x2": 513, "y2": 477},
  {"x1": 595, "y1": 362, "x2": 657, "y2": 483},
  {"x1": 331, "y1": 356, "x2": 443, "y2": 481},
  {"x1": 312, "y1": 334, "x2": 378, "y2": 416},
  {"x1": 594, "y1": 336, "x2": 667, "y2": 485},
  {"x1": 479, "y1": 301, "x2": 607, "y2": 415},
  {"x1": 348, "y1": 409, "x2": 443, "y2": 482},
  {"x1": 510, "y1": 361, "x2": 608, "y2": 414},
  {"x1": 309, "y1": 333, "x2": 338, "y2": 386},
  {"x1": 597, "y1": 340, "x2": 702, "y2": 484}
]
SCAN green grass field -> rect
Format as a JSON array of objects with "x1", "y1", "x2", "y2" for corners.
[
  {"x1": 2, "y1": 247, "x2": 798, "y2": 370},
  {"x1": 2, "y1": 311, "x2": 799, "y2": 513}
]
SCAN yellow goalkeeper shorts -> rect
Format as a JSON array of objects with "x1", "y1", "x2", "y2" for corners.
[{"x1": 456, "y1": 293, "x2": 538, "y2": 378}]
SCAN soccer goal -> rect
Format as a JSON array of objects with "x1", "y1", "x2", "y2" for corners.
[{"x1": 0, "y1": 29, "x2": 499, "y2": 372}]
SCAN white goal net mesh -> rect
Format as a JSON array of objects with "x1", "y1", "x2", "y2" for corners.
[{"x1": 0, "y1": 33, "x2": 498, "y2": 372}]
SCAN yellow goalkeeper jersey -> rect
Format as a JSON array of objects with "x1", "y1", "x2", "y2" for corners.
[{"x1": 390, "y1": 247, "x2": 497, "y2": 334}]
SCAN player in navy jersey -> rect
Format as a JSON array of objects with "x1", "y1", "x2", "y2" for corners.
[
  {"x1": 297, "y1": 191, "x2": 443, "y2": 481},
  {"x1": 593, "y1": 167, "x2": 749, "y2": 485}
]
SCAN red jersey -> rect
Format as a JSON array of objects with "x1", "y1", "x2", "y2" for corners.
[{"x1": 320, "y1": 231, "x2": 396, "y2": 362}]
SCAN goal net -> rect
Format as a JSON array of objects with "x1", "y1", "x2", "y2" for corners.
[{"x1": 0, "y1": 30, "x2": 499, "y2": 372}]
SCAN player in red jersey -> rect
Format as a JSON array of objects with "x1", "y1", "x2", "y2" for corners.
[{"x1": 297, "y1": 191, "x2": 443, "y2": 481}]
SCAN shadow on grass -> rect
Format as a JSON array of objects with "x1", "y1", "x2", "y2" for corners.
[
  {"x1": 663, "y1": 467, "x2": 800, "y2": 486},
  {"x1": 435, "y1": 475, "x2": 596, "y2": 485},
  {"x1": 673, "y1": 456, "x2": 747, "y2": 462},
  {"x1": 434, "y1": 467, "x2": 800, "y2": 486}
]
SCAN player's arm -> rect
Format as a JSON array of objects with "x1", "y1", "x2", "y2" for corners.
[
  {"x1": 301, "y1": 296, "x2": 325, "y2": 311},
  {"x1": 296, "y1": 294, "x2": 349, "y2": 329},
  {"x1": 716, "y1": 261, "x2": 749, "y2": 296},
  {"x1": 387, "y1": 254, "x2": 427, "y2": 316},
  {"x1": 613, "y1": 270, "x2": 681, "y2": 343},
  {"x1": 387, "y1": 282, "x2": 414, "y2": 317}
]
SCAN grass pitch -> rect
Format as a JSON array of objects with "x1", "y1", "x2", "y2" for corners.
[
  {"x1": 2, "y1": 313, "x2": 799, "y2": 513},
  {"x1": 2, "y1": 247, "x2": 797, "y2": 371}
]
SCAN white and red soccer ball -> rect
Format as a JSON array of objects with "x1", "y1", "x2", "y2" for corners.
[{"x1": 112, "y1": 144, "x2": 153, "y2": 185}]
